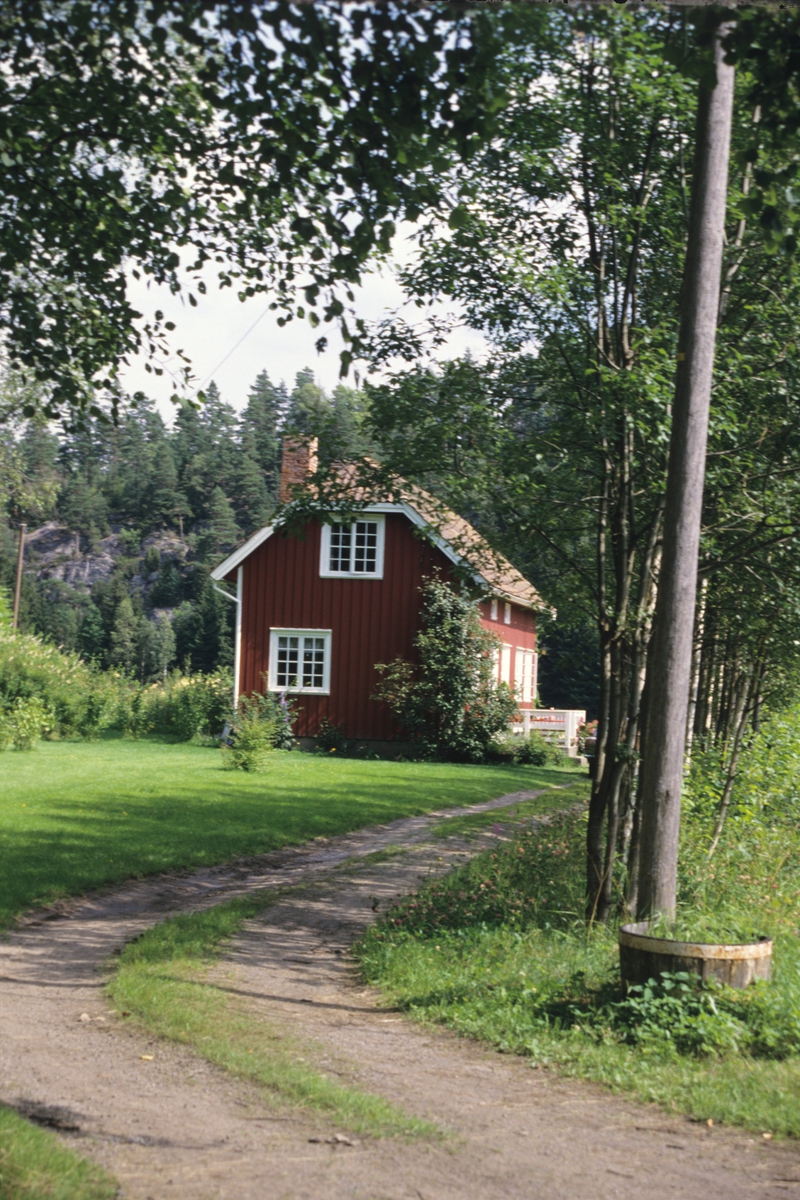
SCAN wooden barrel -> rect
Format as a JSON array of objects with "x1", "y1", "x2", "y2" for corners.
[{"x1": 619, "y1": 922, "x2": 772, "y2": 990}]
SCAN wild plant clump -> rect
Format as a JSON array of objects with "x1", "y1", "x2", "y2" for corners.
[
  {"x1": 222, "y1": 693, "x2": 278, "y2": 771},
  {"x1": 513, "y1": 731, "x2": 567, "y2": 767},
  {"x1": 0, "y1": 695, "x2": 55, "y2": 750},
  {"x1": 0, "y1": 629, "x2": 121, "y2": 740},
  {"x1": 316, "y1": 717, "x2": 348, "y2": 754},
  {"x1": 132, "y1": 671, "x2": 233, "y2": 741},
  {"x1": 376, "y1": 812, "x2": 583, "y2": 937},
  {"x1": 374, "y1": 577, "x2": 519, "y2": 763}
]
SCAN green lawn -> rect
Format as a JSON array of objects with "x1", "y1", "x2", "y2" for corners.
[{"x1": 0, "y1": 737, "x2": 581, "y2": 928}]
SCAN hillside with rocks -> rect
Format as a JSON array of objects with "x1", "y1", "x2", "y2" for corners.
[{"x1": 1, "y1": 369, "x2": 373, "y2": 679}]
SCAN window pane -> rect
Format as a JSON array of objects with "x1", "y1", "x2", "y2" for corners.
[
  {"x1": 329, "y1": 523, "x2": 351, "y2": 572},
  {"x1": 353, "y1": 520, "x2": 378, "y2": 573},
  {"x1": 302, "y1": 636, "x2": 325, "y2": 688},
  {"x1": 277, "y1": 635, "x2": 299, "y2": 688}
]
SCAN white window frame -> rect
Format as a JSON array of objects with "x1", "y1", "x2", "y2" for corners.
[
  {"x1": 490, "y1": 598, "x2": 498, "y2": 620},
  {"x1": 515, "y1": 648, "x2": 537, "y2": 704},
  {"x1": 319, "y1": 515, "x2": 385, "y2": 579},
  {"x1": 268, "y1": 628, "x2": 332, "y2": 694},
  {"x1": 504, "y1": 602, "x2": 512, "y2": 625},
  {"x1": 500, "y1": 643, "x2": 512, "y2": 685}
]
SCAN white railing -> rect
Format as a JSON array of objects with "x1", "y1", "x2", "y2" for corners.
[{"x1": 512, "y1": 709, "x2": 586, "y2": 757}]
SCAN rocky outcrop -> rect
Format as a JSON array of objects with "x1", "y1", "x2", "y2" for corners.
[{"x1": 23, "y1": 523, "x2": 191, "y2": 592}]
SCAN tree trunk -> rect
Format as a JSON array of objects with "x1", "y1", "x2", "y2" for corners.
[{"x1": 636, "y1": 25, "x2": 735, "y2": 921}]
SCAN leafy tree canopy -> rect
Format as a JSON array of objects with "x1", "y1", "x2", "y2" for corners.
[{"x1": 0, "y1": 0, "x2": 506, "y2": 421}]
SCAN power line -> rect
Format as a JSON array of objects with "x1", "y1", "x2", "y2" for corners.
[{"x1": 195, "y1": 300, "x2": 273, "y2": 393}]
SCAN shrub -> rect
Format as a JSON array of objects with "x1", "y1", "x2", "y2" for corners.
[
  {"x1": 222, "y1": 694, "x2": 277, "y2": 771},
  {"x1": 316, "y1": 717, "x2": 348, "y2": 754},
  {"x1": 374, "y1": 577, "x2": 519, "y2": 762},
  {"x1": 134, "y1": 671, "x2": 233, "y2": 741},
  {"x1": 0, "y1": 695, "x2": 55, "y2": 750},
  {"x1": 253, "y1": 687, "x2": 298, "y2": 750},
  {"x1": 0, "y1": 629, "x2": 123, "y2": 738},
  {"x1": 513, "y1": 731, "x2": 565, "y2": 767}
]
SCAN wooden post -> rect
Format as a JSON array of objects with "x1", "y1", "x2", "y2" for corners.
[
  {"x1": 12, "y1": 522, "x2": 26, "y2": 629},
  {"x1": 636, "y1": 24, "x2": 735, "y2": 920}
]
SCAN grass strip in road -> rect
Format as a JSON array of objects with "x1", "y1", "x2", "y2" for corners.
[
  {"x1": 430, "y1": 781, "x2": 588, "y2": 840},
  {"x1": 0, "y1": 736, "x2": 581, "y2": 929},
  {"x1": 0, "y1": 1105, "x2": 116, "y2": 1200},
  {"x1": 107, "y1": 895, "x2": 437, "y2": 1139},
  {"x1": 358, "y1": 807, "x2": 800, "y2": 1139}
]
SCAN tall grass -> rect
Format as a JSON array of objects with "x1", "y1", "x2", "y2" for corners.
[{"x1": 357, "y1": 705, "x2": 800, "y2": 1135}]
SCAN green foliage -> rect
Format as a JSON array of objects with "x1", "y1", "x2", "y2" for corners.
[
  {"x1": 0, "y1": 694, "x2": 54, "y2": 750},
  {"x1": 0, "y1": 584, "x2": 12, "y2": 632},
  {"x1": 0, "y1": 2, "x2": 505, "y2": 418},
  {"x1": 222, "y1": 694, "x2": 277, "y2": 772},
  {"x1": 584, "y1": 972, "x2": 800, "y2": 1060},
  {"x1": 374, "y1": 577, "x2": 518, "y2": 762},
  {"x1": 512, "y1": 731, "x2": 566, "y2": 768},
  {"x1": 136, "y1": 671, "x2": 233, "y2": 742},
  {"x1": 316, "y1": 717, "x2": 348, "y2": 754},
  {"x1": 0, "y1": 629, "x2": 121, "y2": 738}
]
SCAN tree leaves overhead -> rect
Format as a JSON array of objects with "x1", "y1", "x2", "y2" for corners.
[{"x1": 0, "y1": 1, "x2": 504, "y2": 419}]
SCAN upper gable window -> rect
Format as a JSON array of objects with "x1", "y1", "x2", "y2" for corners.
[{"x1": 320, "y1": 516, "x2": 385, "y2": 579}]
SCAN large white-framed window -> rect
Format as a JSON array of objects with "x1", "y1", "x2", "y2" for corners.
[
  {"x1": 320, "y1": 516, "x2": 385, "y2": 579},
  {"x1": 268, "y1": 629, "x2": 332, "y2": 694},
  {"x1": 499, "y1": 643, "x2": 512, "y2": 685},
  {"x1": 515, "y1": 648, "x2": 537, "y2": 704}
]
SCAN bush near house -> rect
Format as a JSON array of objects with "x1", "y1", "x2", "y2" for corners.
[{"x1": 374, "y1": 577, "x2": 519, "y2": 763}]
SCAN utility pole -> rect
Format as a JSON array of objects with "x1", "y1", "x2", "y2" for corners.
[
  {"x1": 636, "y1": 22, "x2": 735, "y2": 920},
  {"x1": 12, "y1": 522, "x2": 27, "y2": 630}
]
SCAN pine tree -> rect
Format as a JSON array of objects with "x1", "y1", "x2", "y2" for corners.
[
  {"x1": 234, "y1": 429, "x2": 272, "y2": 535},
  {"x1": 59, "y1": 475, "x2": 108, "y2": 544},
  {"x1": 109, "y1": 596, "x2": 138, "y2": 671},
  {"x1": 79, "y1": 601, "x2": 106, "y2": 661},
  {"x1": 240, "y1": 370, "x2": 284, "y2": 495},
  {"x1": 148, "y1": 441, "x2": 180, "y2": 528},
  {"x1": 199, "y1": 486, "x2": 239, "y2": 562},
  {"x1": 199, "y1": 381, "x2": 238, "y2": 493},
  {"x1": 284, "y1": 368, "x2": 330, "y2": 436}
]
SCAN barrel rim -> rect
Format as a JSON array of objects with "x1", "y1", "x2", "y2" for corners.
[{"x1": 618, "y1": 922, "x2": 772, "y2": 961}]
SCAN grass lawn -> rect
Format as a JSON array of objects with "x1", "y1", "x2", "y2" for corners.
[{"x1": 0, "y1": 736, "x2": 581, "y2": 929}]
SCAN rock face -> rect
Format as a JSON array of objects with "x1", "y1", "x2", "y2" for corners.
[{"x1": 23, "y1": 523, "x2": 190, "y2": 592}]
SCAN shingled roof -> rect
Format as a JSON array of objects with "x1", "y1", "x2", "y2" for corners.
[{"x1": 212, "y1": 456, "x2": 548, "y2": 614}]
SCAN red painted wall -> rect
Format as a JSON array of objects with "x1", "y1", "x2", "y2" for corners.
[
  {"x1": 479, "y1": 599, "x2": 538, "y2": 706},
  {"x1": 230, "y1": 513, "x2": 537, "y2": 740}
]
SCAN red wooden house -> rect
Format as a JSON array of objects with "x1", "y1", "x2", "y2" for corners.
[{"x1": 211, "y1": 438, "x2": 547, "y2": 749}]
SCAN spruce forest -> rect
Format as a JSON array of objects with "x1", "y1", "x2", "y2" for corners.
[{"x1": 0, "y1": 370, "x2": 376, "y2": 679}]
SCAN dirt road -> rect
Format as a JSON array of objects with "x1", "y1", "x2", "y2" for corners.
[{"x1": 2, "y1": 790, "x2": 799, "y2": 1199}]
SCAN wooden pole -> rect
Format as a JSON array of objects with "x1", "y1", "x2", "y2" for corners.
[
  {"x1": 636, "y1": 24, "x2": 735, "y2": 921},
  {"x1": 12, "y1": 522, "x2": 26, "y2": 630}
]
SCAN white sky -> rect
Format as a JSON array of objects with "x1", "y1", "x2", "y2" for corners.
[{"x1": 118, "y1": 230, "x2": 488, "y2": 424}]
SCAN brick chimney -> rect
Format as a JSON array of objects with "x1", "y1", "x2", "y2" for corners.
[{"x1": 279, "y1": 436, "x2": 319, "y2": 503}]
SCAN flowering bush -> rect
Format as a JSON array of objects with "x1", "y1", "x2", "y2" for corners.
[{"x1": 0, "y1": 629, "x2": 122, "y2": 738}]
